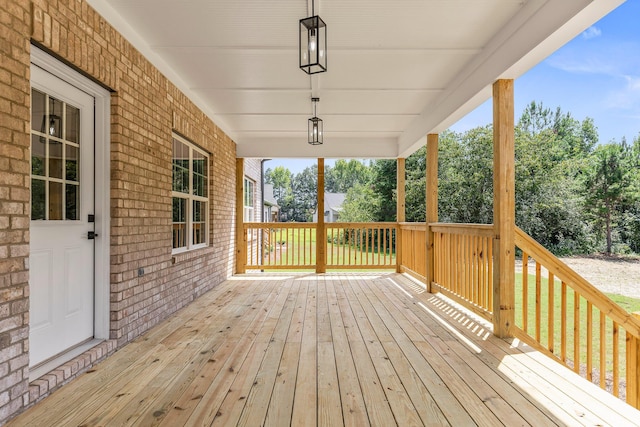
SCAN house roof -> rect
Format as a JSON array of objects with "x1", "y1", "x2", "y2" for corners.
[
  {"x1": 324, "y1": 192, "x2": 346, "y2": 212},
  {"x1": 86, "y1": 0, "x2": 624, "y2": 159},
  {"x1": 263, "y1": 183, "x2": 279, "y2": 207}
]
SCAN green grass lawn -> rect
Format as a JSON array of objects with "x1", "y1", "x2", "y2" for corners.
[{"x1": 515, "y1": 272, "x2": 640, "y2": 384}]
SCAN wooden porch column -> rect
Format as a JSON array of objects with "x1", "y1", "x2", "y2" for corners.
[
  {"x1": 426, "y1": 134, "x2": 438, "y2": 292},
  {"x1": 235, "y1": 158, "x2": 246, "y2": 274},
  {"x1": 396, "y1": 158, "x2": 405, "y2": 272},
  {"x1": 492, "y1": 79, "x2": 515, "y2": 338},
  {"x1": 316, "y1": 158, "x2": 326, "y2": 273}
]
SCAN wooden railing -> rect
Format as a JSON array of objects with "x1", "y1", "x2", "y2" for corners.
[
  {"x1": 398, "y1": 223, "x2": 427, "y2": 281},
  {"x1": 431, "y1": 223, "x2": 494, "y2": 321},
  {"x1": 242, "y1": 220, "x2": 640, "y2": 408},
  {"x1": 325, "y1": 223, "x2": 397, "y2": 269},
  {"x1": 245, "y1": 223, "x2": 316, "y2": 269},
  {"x1": 243, "y1": 222, "x2": 397, "y2": 270},
  {"x1": 514, "y1": 226, "x2": 640, "y2": 407}
]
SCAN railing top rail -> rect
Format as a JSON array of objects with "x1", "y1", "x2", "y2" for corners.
[
  {"x1": 398, "y1": 222, "x2": 427, "y2": 231},
  {"x1": 244, "y1": 222, "x2": 316, "y2": 230},
  {"x1": 430, "y1": 223, "x2": 494, "y2": 237},
  {"x1": 325, "y1": 222, "x2": 398, "y2": 228},
  {"x1": 515, "y1": 226, "x2": 640, "y2": 338}
]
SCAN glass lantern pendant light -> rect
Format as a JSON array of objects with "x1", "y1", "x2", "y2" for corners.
[
  {"x1": 308, "y1": 97, "x2": 323, "y2": 145},
  {"x1": 299, "y1": 0, "x2": 327, "y2": 74}
]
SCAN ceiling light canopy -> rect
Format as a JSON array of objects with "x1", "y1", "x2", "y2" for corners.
[{"x1": 299, "y1": 0, "x2": 326, "y2": 75}]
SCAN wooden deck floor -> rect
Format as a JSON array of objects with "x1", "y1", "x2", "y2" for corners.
[{"x1": 10, "y1": 273, "x2": 640, "y2": 426}]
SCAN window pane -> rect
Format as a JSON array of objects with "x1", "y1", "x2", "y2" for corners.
[
  {"x1": 193, "y1": 151, "x2": 207, "y2": 197},
  {"x1": 193, "y1": 200, "x2": 206, "y2": 245},
  {"x1": 49, "y1": 181, "x2": 63, "y2": 220},
  {"x1": 244, "y1": 179, "x2": 254, "y2": 207},
  {"x1": 171, "y1": 136, "x2": 210, "y2": 251},
  {"x1": 65, "y1": 104, "x2": 80, "y2": 143},
  {"x1": 31, "y1": 89, "x2": 46, "y2": 133},
  {"x1": 193, "y1": 172, "x2": 205, "y2": 197},
  {"x1": 31, "y1": 179, "x2": 45, "y2": 220},
  {"x1": 49, "y1": 140, "x2": 63, "y2": 179},
  {"x1": 31, "y1": 134, "x2": 46, "y2": 176},
  {"x1": 66, "y1": 145, "x2": 79, "y2": 182},
  {"x1": 48, "y1": 97, "x2": 63, "y2": 138},
  {"x1": 172, "y1": 197, "x2": 187, "y2": 249},
  {"x1": 172, "y1": 138, "x2": 190, "y2": 193},
  {"x1": 65, "y1": 184, "x2": 78, "y2": 220}
]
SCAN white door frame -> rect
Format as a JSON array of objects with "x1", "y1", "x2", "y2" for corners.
[{"x1": 31, "y1": 47, "x2": 111, "y2": 344}]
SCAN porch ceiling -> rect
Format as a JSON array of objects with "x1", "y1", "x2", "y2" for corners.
[{"x1": 87, "y1": 0, "x2": 623, "y2": 159}]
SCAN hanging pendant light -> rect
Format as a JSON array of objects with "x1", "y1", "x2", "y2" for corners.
[
  {"x1": 299, "y1": 0, "x2": 327, "y2": 74},
  {"x1": 308, "y1": 97, "x2": 323, "y2": 145}
]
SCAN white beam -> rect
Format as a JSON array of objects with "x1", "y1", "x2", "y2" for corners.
[{"x1": 236, "y1": 137, "x2": 397, "y2": 159}]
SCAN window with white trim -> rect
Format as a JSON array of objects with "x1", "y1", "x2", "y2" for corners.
[
  {"x1": 172, "y1": 134, "x2": 209, "y2": 252},
  {"x1": 243, "y1": 177, "x2": 255, "y2": 222}
]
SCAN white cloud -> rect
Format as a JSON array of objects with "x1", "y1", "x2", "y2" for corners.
[
  {"x1": 582, "y1": 26, "x2": 602, "y2": 40},
  {"x1": 604, "y1": 75, "x2": 640, "y2": 110},
  {"x1": 547, "y1": 56, "x2": 616, "y2": 75}
]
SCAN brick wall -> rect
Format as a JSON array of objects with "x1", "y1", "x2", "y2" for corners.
[
  {"x1": 0, "y1": 0, "x2": 238, "y2": 422},
  {"x1": 0, "y1": 0, "x2": 34, "y2": 421}
]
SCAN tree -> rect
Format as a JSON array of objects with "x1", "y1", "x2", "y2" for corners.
[
  {"x1": 405, "y1": 147, "x2": 426, "y2": 222},
  {"x1": 582, "y1": 143, "x2": 630, "y2": 254},
  {"x1": 339, "y1": 183, "x2": 380, "y2": 222},
  {"x1": 438, "y1": 127, "x2": 494, "y2": 224},
  {"x1": 265, "y1": 166, "x2": 292, "y2": 201},
  {"x1": 369, "y1": 159, "x2": 397, "y2": 221},
  {"x1": 325, "y1": 159, "x2": 372, "y2": 192},
  {"x1": 290, "y1": 165, "x2": 317, "y2": 221}
]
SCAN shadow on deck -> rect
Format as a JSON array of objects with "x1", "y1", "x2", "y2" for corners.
[{"x1": 9, "y1": 273, "x2": 640, "y2": 426}]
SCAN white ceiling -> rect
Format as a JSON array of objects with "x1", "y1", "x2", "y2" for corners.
[{"x1": 86, "y1": 0, "x2": 624, "y2": 158}]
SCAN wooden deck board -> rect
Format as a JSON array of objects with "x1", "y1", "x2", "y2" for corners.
[{"x1": 9, "y1": 273, "x2": 640, "y2": 427}]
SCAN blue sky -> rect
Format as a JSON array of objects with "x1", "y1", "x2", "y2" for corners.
[{"x1": 268, "y1": 0, "x2": 640, "y2": 175}]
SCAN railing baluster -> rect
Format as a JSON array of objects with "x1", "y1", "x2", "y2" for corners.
[
  {"x1": 586, "y1": 301, "x2": 593, "y2": 381},
  {"x1": 536, "y1": 262, "x2": 541, "y2": 343},
  {"x1": 523, "y1": 252, "x2": 529, "y2": 334},
  {"x1": 574, "y1": 292, "x2": 580, "y2": 374},
  {"x1": 548, "y1": 272, "x2": 555, "y2": 353},
  {"x1": 613, "y1": 321, "x2": 619, "y2": 397},
  {"x1": 600, "y1": 312, "x2": 606, "y2": 389},
  {"x1": 561, "y1": 281, "x2": 567, "y2": 363}
]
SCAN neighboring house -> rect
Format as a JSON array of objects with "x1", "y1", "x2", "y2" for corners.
[
  {"x1": 313, "y1": 192, "x2": 346, "y2": 223},
  {"x1": 263, "y1": 184, "x2": 279, "y2": 222},
  {"x1": 243, "y1": 159, "x2": 262, "y2": 223}
]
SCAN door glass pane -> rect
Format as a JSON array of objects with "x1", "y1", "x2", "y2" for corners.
[
  {"x1": 49, "y1": 140, "x2": 63, "y2": 179},
  {"x1": 49, "y1": 181, "x2": 63, "y2": 220},
  {"x1": 31, "y1": 89, "x2": 84, "y2": 223},
  {"x1": 66, "y1": 184, "x2": 78, "y2": 220},
  {"x1": 31, "y1": 89, "x2": 46, "y2": 133},
  {"x1": 31, "y1": 179, "x2": 45, "y2": 220},
  {"x1": 66, "y1": 145, "x2": 79, "y2": 182},
  {"x1": 31, "y1": 134, "x2": 46, "y2": 176},
  {"x1": 48, "y1": 97, "x2": 63, "y2": 138},
  {"x1": 65, "y1": 104, "x2": 80, "y2": 143}
]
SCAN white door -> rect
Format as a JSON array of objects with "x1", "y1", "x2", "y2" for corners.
[{"x1": 29, "y1": 65, "x2": 96, "y2": 367}]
